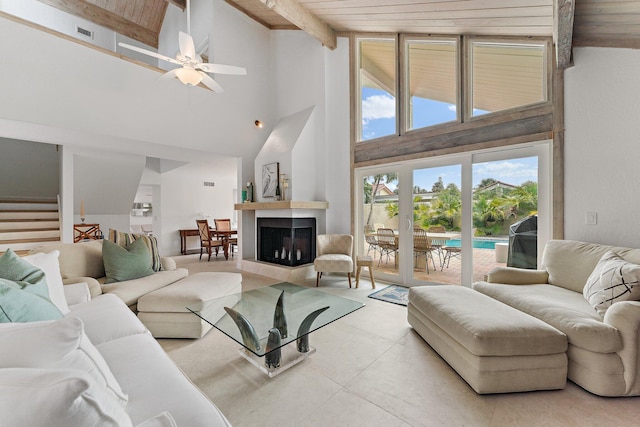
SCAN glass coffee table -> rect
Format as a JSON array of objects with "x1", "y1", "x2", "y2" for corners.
[{"x1": 187, "y1": 282, "x2": 364, "y2": 377}]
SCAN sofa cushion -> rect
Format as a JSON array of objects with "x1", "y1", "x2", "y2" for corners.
[
  {"x1": 67, "y1": 294, "x2": 149, "y2": 345},
  {"x1": 0, "y1": 249, "x2": 62, "y2": 322},
  {"x1": 0, "y1": 368, "x2": 132, "y2": 427},
  {"x1": 109, "y1": 229, "x2": 163, "y2": 272},
  {"x1": 103, "y1": 239, "x2": 155, "y2": 284},
  {"x1": 473, "y1": 281, "x2": 622, "y2": 353},
  {"x1": 542, "y1": 240, "x2": 640, "y2": 293},
  {"x1": 583, "y1": 251, "x2": 640, "y2": 316},
  {"x1": 97, "y1": 333, "x2": 232, "y2": 427},
  {"x1": 32, "y1": 240, "x2": 105, "y2": 280},
  {"x1": 137, "y1": 272, "x2": 242, "y2": 313},
  {"x1": 0, "y1": 316, "x2": 128, "y2": 406},
  {"x1": 101, "y1": 269, "x2": 189, "y2": 307},
  {"x1": 23, "y1": 250, "x2": 69, "y2": 314}
]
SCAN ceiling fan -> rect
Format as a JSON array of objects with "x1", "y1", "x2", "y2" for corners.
[{"x1": 118, "y1": 0, "x2": 246, "y2": 92}]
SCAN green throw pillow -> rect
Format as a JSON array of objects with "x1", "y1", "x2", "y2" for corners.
[
  {"x1": 102, "y1": 239, "x2": 154, "y2": 284},
  {"x1": 0, "y1": 249, "x2": 63, "y2": 322}
]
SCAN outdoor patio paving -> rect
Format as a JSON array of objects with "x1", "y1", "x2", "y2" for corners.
[{"x1": 371, "y1": 247, "x2": 506, "y2": 285}]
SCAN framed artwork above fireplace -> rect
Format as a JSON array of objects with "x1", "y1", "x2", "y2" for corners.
[{"x1": 262, "y1": 162, "x2": 279, "y2": 198}]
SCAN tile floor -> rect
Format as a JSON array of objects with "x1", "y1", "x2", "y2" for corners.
[{"x1": 159, "y1": 254, "x2": 640, "y2": 427}]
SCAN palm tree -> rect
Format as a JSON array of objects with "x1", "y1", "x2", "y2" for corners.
[{"x1": 365, "y1": 173, "x2": 398, "y2": 226}]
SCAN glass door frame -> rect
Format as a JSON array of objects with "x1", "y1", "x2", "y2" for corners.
[{"x1": 354, "y1": 140, "x2": 552, "y2": 287}]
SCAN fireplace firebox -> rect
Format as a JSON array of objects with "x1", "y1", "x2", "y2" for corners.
[{"x1": 257, "y1": 217, "x2": 316, "y2": 267}]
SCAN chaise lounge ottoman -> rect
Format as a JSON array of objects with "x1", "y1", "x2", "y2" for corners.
[
  {"x1": 137, "y1": 272, "x2": 242, "y2": 339},
  {"x1": 407, "y1": 285, "x2": 568, "y2": 394}
]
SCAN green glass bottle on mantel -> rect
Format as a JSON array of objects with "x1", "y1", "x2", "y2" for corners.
[{"x1": 275, "y1": 182, "x2": 281, "y2": 201}]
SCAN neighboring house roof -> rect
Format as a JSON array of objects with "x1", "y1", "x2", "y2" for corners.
[
  {"x1": 476, "y1": 181, "x2": 518, "y2": 193},
  {"x1": 373, "y1": 183, "x2": 394, "y2": 196}
]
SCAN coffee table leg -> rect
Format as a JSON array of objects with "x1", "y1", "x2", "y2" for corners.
[{"x1": 296, "y1": 306, "x2": 330, "y2": 353}]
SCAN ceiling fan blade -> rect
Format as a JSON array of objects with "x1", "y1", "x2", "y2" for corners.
[
  {"x1": 179, "y1": 31, "x2": 197, "y2": 61},
  {"x1": 118, "y1": 42, "x2": 181, "y2": 66},
  {"x1": 199, "y1": 72, "x2": 224, "y2": 93},
  {"x1": 198, "y1": 63, "x2": 247, "y2": 75},
  {"x1": 159, "y1": 69, "x2": 179, "y2": 80}
]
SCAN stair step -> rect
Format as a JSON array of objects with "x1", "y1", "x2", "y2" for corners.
[
  {"x1": 0, "y1": 238, "x2": 60, "y2": 252},
  {"x1": 0, "y1": 221, "x2": 59, "y2": 230},
  {"x1": 0, "y1": 198, "x2": 57, "y2": 204},
  {"x1": 0, "y1": 249, "x2": 30, "y2": 256},
  {"x1": 0, "y1": 211, "x2": 59, "y2": 220},
  {"x1": 0, "y1": 230, "x2": 60, "y2": 240},
  {"x1": 0, "y1": 236, "x2": 61, "y2": 244}
]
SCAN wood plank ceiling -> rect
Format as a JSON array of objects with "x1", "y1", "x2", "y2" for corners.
[{"x1": 36, "y1": 0, "x2": 640, "y2": 59}]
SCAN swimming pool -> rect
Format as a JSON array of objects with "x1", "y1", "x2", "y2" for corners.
[{"x1": 441, "y1": 238, "x2": 508, "y2": 250}]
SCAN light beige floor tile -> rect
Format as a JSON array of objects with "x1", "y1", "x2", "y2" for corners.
[
  {"x1": 306, "y1": 389, "x2": 411, "y2": 427},
  {"x1": 162, "y1": 255, "x2": 640, "y2": 427}
]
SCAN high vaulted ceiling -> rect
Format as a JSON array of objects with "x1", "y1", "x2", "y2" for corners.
[{"x1": 36, "y1": 0, "x2": 640, "y2": 67}]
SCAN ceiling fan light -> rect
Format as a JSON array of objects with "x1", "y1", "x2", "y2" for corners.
[{"x1": 175, "y1": 67, "x2": 203, "y2": 86}]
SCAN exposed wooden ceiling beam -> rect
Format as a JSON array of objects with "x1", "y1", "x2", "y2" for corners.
[
  {"x1": 258, "y1": 0, "x2": 336, "y2": 50},
  {"x1": 37, "y1": 0, "x2": 160, "y2": 48},
  {"x1": 554, "y1": 0, "x2": 575, "y2": 69},
  {"x1": 167, "y1": 0, "x2": 186, "y2": 10}
]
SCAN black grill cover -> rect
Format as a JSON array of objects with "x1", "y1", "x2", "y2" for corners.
[{"x1": 507, "y1": 215, "x2": 537, "y2": 269}]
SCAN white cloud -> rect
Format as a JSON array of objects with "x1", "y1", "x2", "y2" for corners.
[
  {"x1": 474, "y1": 160, "x2": 537, "y2": 185},
  {"x1": 448, "y1": 104, "x2": 457, "y2": 112},
  {"x1": 362, "y1": 94, "x2": 395, "y2": 124}
]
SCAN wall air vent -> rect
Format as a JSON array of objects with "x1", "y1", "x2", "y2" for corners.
[
  {"x1": 203, "y1": 181, "x2": 215, "y2": 187},
  {"x1": 76, "y1": 26, "x2": 93, "y2": 39}
]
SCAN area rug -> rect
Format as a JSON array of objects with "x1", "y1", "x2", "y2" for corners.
[{"x1": 368, "y1": 285, "x2": 409, "y2": 306}]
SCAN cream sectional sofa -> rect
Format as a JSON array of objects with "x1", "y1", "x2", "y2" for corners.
[
  {"x1": 32, "y1": 240, "x2": 188, "y2": 311},
  {"x1": 473, "y1": 239, "x2": 640, "y2": 397},
  {"x1": 1, "y1": 283, "x2": 231, "y2": 426}
]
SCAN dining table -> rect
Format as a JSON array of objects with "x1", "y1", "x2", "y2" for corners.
[{"x1": 179, "y1": 228, "x2": 238, "y2": 259}]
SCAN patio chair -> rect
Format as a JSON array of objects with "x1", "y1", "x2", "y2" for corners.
[
  {"x1": 376, "y1": 228, "x2": 398, "y2": 267},
  {"x1": 441, "y1": 245, "x2": 461, "y2": 270},
  {"x1": 196, "y1": 219, "x2": 224, "y2": 261},
  {"x1": 427, "y1": 225, "x2": 447, "y2": 266},
  {"x1": 413, "y1": 228, "x2": 438, "y2": 273},
  {"x1": 364, "y1": 226, "x2": 380, "y2": 256},
  {"x1": 314, "y1": 234, "x2": 354, "y2": 287}
]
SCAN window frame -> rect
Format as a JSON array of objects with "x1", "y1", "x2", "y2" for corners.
[
  {"x1": 464, "y1": 36, "x2": 553, "y2": 121},
  {"x1": 399, "y1": 34, "x2": 461, "y2": 136},
  {"x1": 354, "y1": 33, "x2": 399, "y2": 143}
]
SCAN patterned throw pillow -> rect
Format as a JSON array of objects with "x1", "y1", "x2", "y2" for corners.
[
  {"x1": 108, "y1": 228, "x2": 162, "y2": 271},
  {"x1": 583, "y1": 251, "x2": 640, "y2": 316}
]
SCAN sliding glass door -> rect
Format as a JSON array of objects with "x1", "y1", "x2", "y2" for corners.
[{"x1": 355, "y1": 142, "x2": 551, "y2": 287}]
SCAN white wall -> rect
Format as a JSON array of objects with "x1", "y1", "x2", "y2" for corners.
[
  {"x1": 151, "y1": 158, "x2": 238, "y2": 255},
  {"x1": 564, "y1": 47, "x2": 640, "y2": 247},
  {"x1": 0, "y1": 138, "x2": 59, "y2": 198},
  {"x1": 324, "y1": 37, "x2": 351, "y2": 234}
]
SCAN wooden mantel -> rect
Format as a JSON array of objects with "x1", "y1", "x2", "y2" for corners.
[{"x1": 234, "y1": 201, "x2": 328, "y2": 211}]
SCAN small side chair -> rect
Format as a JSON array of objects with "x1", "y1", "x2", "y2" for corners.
[{"x1": 314, "y1": 234, "x2": 354, "y2": 287}]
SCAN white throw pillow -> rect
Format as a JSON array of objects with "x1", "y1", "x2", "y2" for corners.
[
  {"x1": 583, "y1": 251, "x2": 640, "y2": 316},
  {"x1": 0, "y1": 316, "x2": 128, "y2": 406},
  {"x1": 23, "y1": 250, "x2": 69, "y2": 314},
  {"x1": 136, "y1": 412, "x2": 178, "y2": 427},
  {"x1": 0, "y1": 368, "x2": 133, "y2": 427}
]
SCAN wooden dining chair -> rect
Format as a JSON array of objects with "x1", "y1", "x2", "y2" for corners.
[
  {"x1": 196, "y1": 219, "x2": 224, "y2": 261},
  {"x1": 214, "y1": 218, "x2": 237, "y2": 257}
]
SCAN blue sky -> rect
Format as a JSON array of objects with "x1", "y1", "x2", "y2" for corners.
[
  {"x1": 412, "y1": 157, "x2": 538, "y2": 191},
  {"x1": 362, "y1": 87, "x2": 537, "y2": 190}
]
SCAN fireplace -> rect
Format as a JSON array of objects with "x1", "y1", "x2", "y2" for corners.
[{"x1": 257, "y1": 217, "x2": 316, "y2": 267}]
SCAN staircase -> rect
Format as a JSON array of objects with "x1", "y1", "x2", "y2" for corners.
[{"x1": 0, "y1": 198, "x2": 61, "y2": 255}]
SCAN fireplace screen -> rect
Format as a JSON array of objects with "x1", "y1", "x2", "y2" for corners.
[{"x1": 257, "y1": 217, "x2": 316, "y2": 267}]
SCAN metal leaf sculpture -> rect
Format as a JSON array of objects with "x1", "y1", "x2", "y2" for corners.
[
  {"x1": 296, "y1": 306, "x2": 330, "y2": 353},
  {"x1": 273, "y1": 290, "x2": 288, "y2": 338},
  {"x1": 265, "y1": 328, "x2": 282, "y2": 369},
  {"x1": 224, "y1": 306, "x2": 261, "y2": 352}
]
